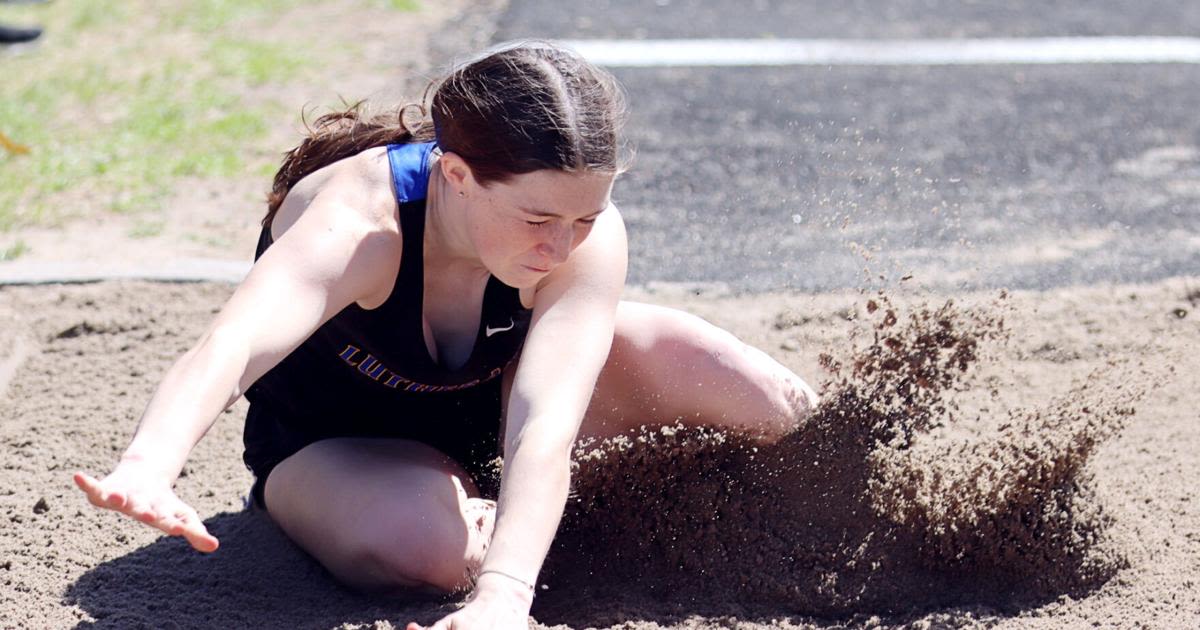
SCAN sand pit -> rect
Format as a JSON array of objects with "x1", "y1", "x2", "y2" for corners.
[{"x1": 1, "y1": 278, "x2": 1197, "y2": 628}]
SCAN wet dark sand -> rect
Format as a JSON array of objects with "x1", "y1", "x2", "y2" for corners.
[{"x1": 0, "y1": 279, "x2": 1196, "y2": 628}]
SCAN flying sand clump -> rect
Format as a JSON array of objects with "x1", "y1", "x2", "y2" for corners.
[{"x1": 535, "y1": 295, "x2": 1141, "y2": 622}]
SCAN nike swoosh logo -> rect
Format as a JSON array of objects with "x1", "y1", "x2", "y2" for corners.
[{"x1": 485, "y1": 319, "x2": 515, "y2": 337}]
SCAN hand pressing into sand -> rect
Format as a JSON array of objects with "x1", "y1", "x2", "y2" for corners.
[
  {"x1": 407, "y1": 573, "x2": 534, "y2": 630},
  {"x1": 73, "y1": 466, "x2": 219, "y2": 553}
]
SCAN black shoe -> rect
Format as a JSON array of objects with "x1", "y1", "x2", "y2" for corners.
[{"x1": 0, "y1": 23, "x2": 42, "y2": 43}]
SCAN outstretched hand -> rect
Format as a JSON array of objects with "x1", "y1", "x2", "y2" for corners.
[
  {"x1": 407, "y1": 575, "x2": 533, "y2": 630},
  {"x1": 405, "y1": 603, "x2": 529, "y2": 630},
  {"x1": 74, "y1": 467, "x2": 219, "y2": 553}
]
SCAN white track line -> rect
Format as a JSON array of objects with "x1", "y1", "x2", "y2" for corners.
[
  {"x1": 0, "y1": 259, "x2": 251, "y2": 285},
  {"x1": 0, "y1": 262, "x2": 739, "y2": 297},
  {"x1": 560, "y1": 37, "x2": 1200, "y2": 67}
]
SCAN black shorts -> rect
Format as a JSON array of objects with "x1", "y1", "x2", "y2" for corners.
[{"x1": 242, "y1": 380, "x2": 505, "y2": 510}]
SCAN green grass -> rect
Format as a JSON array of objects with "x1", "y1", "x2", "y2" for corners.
[
  {"x1": 128, "y1": 220, "x2": 165, "y2": 239},
  {"x1": 0, "y1": 0, "x2": 420, "y2": 234},
  {"x1": 165, "y1": 0, "x2": 305, "y2": 33},
  {"x1": 185, "y1": 232, "x2": 234, "y2": 249},
  {"x1": 384, "y1": 0, "x2": 421, "y2": 11},
  {"x1": 67, "y1": 0, "x2": 131, "y2": 30},
  {"x1": 210, "y1": 38, "x2": 310, "y2": 86},
  {"x1": 0, "y1": 240, "x2": 29, "y2": 261}
]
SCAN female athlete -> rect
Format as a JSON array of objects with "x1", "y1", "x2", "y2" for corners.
[{"x1": 74, "y1": 41, "x2": 819, "y2": 629}]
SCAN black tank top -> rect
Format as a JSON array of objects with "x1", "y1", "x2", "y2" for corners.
[{"x1": 244, "y1": 142, "x2": 532, "y2": 421}]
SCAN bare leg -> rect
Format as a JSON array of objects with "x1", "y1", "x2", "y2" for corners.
[
  {"x1": 262, "y1": 303, "x2": 814, "y2": 594},
  {"x1": 579, "y1": 301, "x2": 818, "y2": 442},
  {"x1": 263, "y1": 438, "x2": 495, "y2": 594}
]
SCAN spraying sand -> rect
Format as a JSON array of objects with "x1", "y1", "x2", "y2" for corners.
[{"x1": 0, "y1": 279, "x2": 1196, "y2": 628}]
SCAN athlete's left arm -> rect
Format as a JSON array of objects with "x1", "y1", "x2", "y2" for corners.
[{"x1": 475, "y1": 203, "x2": 628, "y2": 606}]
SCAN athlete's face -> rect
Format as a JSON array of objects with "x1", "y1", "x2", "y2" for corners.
[{"x1": 466, "y1": 169, "x2": 615, "y2": 288}]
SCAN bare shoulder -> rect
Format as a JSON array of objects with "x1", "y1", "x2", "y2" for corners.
[
  {"x1": 271, "y1": 146, "x2": 399, "y2": 240},
  {"x1": 336, "y1": 147, "x2": 401, "y2": 227},
  {"x1": 264, "y1": 147, "x2": 403, "y2": 307}
]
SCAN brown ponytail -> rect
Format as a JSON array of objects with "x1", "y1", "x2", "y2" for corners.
[
  {"x1": 263, "y1": 41, "x2": 629, "y2": 227},
  {"x1": 262, "y1": 103, "x2": 435, "y2": 227}
]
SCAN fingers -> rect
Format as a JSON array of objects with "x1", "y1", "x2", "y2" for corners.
[
  {"x1": 75, "y1": 472, "x2": 118, "y2": 509},
  {"x1": 158, "y1": 513, "x2": 186, "y2": 535},
  {"x1": 130, "y1": 506, "x2": 219, "y2": 552},
  {"x1": 73, "y1": 471, "x2": 94, "y2": 493},
  {"x1": 74, "y1": 471, "x2": 102, "y2": 504},
  {"x1": 176, "y1": 510, "x2": 220, "y2": 553},
  {"x1": 73, "y1": 471, "x2": 219, "y2": 553},
  {"x1": 133, "y1": 502, "x2": 219, "y2": 552},
  {"x1": 75, "y1": 470, "x2": 159, "y2": 520},
  {"x1": 75, "y1": 471, "x2": 137, "y2": 513},
  {"x1": 125, "y1": 494, "x2": 159, "y2": 524}
]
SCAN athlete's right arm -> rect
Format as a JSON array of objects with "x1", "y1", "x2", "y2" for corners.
[{"x1": 74, "y1": 152, "x2": 401, "y2": 552}]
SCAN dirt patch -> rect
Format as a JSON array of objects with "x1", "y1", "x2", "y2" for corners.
[{"x1": 0, "y1": 277, "x2": 1196, "y2": 628}]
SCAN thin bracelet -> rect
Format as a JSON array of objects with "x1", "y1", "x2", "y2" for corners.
[{"x1": 477, "y1": 569, "x2": 536, "y2": 593}]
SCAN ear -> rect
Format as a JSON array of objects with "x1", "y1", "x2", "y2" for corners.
[{"x1": 437, "y1": 151, "x2": 478, "y2": 192}]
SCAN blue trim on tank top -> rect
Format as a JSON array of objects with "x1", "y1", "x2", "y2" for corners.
[{"x1": 386, "y1": 142, "x2": 437, "y2": 203}]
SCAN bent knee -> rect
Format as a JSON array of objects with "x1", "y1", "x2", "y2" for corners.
[
  {"x1": 351, "y1": 544, "x2": 464, "y2": 594},
  {"x1": 345, "y1": 532, "x2": 468, "y2": 594},
  {"x1": 765, "y1": 362, "x2": 821, "y2": 439},
  {"x1": 349, "y1": 497, "x2": 495, "y2": 594},
  {"x1": 617, "y1": 302, "x2": 820, "y2": 437},
  {"x1": 616, "y1": 302, "x2": 741, "y2": 372},
  {"x1": 739, "y1": 342, "x2": 819, "y2": 410}
]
